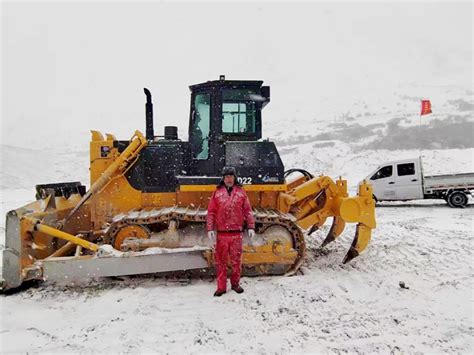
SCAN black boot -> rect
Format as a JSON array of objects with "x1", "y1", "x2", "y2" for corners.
[
  {"x1": 231, "y1": 284, "x2": 244, "y2": 294},
  {"x1": 214, "y1": 289, "x2": 226, "y2": 297}
]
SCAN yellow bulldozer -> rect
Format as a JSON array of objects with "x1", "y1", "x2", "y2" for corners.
[{"x1": 1, "y1": 76, "x2": 376, "y2": 291}]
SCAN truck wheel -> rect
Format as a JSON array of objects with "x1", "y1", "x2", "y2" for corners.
[{"x1": 447, "y1": 191, "x2": 468, "y2": 208}]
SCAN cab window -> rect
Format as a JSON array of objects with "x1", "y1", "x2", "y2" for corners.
[
  {"x1": 190, "y1": 93, "x2": 211, "y2": 160},
  {"x1": 371, "y1": 165, "x2": 393, "y2": 180},
  {"x1": 222, "y1": 89, "x2": 257, "y2": 134},
  {"x1": 397, "y1": 163, "x2": 415, "y2": 176}
]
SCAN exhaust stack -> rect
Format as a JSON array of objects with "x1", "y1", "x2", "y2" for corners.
[{"x1": 144, "y1": 88, "x2": 154, "y2": 141}]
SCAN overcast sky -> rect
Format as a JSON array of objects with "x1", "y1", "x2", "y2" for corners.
[{"x1": 1, "y1": 1, "x2": 472, "y2": 148}]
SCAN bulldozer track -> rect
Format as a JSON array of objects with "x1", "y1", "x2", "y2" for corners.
[{"x1": 104, "y1": 206, "x2": 306, "y2": 276}]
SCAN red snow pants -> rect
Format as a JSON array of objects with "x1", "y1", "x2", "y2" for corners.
[{"x1": 215, "y1": 232, "x2": 243, "y2": 291}]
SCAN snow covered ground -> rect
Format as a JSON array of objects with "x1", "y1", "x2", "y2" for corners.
[{"x1": 0, "y1": 200, "x2": 472, "y2": 353}]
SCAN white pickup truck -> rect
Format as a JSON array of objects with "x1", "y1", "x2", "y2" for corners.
[{"x1": 364, "y1": 157, "x2": 474, "y2": 207}]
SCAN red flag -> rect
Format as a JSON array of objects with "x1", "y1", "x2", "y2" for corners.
[{"x1": 421, "y1": 100, "x2": 432, "y2": 116}]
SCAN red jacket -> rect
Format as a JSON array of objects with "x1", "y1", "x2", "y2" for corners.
[{"x1": 207, "y1": 185, "x2": 255, "y2": 232}]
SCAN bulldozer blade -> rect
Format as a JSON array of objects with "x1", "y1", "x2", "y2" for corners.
[
  {"x1": 321, "y1": 216, "x2": 346, "y2": 248},
  {"x1": 1, "y1": 211, "x2": 22, "y2": 291},
  {"x1": 342, "y1": 224, "x2": 372, "y2": 264},
  {"x1": 39, "y1": 247, "x2": 212, "y2": 286}
]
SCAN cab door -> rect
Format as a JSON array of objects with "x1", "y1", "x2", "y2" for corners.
[
  {"x1": 394, "y1": 161, "x2": 423, "y2": 200},
  {"x1": 189, "y1": 92, "x2": 213, "y2": 175},
  {"x1": 369, "y1": 164, "x2": 396, "y2": 200}
]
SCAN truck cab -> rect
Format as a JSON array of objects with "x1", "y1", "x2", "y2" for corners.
[{"x1": 365, "y1": 158, "x2": 424, "y2": 201}]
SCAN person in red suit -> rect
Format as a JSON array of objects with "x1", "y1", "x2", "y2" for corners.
[{"x1": 207, "y1": 166, "x2": 255, "y2": 297}]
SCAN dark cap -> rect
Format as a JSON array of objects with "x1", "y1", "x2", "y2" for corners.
[{"x1": 221, "y1": 166, "x2": 237, "y2": 176}]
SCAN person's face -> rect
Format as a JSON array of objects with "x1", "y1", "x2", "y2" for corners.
[{"x1": 224, "y1": 174, "x2": 235, "y2": 187}]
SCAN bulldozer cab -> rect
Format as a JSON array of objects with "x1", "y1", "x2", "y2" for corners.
[
  {"x1": 114, "y1": 77, "x2": 284, "y2": 192},
  {"x1": 188, "y1": 76, "x2": 271, "y2": 178}
]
